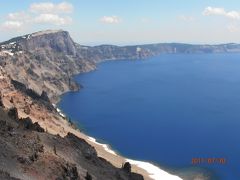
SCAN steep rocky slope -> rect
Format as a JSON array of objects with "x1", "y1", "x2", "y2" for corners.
[
  {"x1": 0, "y1": 59, "x2": 149, "y2": 180},
  {"x1": 0, "y1": 105, "x2": 144, "y2": 180}
]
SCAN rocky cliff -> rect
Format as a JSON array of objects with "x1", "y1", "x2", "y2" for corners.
[
  {"x1": 1, "y1": 30, "x2": 240, "y2": 102},
  {"x1": 0, "y1": 30, "x2": 96, "y2": 102}
]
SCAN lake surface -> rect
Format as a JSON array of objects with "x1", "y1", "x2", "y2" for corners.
[{"x1": 59, "y1": 53, "x2": 240, "y2": 179}]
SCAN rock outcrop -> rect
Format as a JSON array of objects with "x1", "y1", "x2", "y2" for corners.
[
  {"x1": 19, "y1": 117, "x2": 45, "y2": 132},
  {"x1": 122, "y1": 162, "x2": 132, "y2": 173}
]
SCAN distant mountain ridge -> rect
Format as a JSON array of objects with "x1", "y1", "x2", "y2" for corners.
[{"x1": 0, "y1": 29, "x2": 240, "y2": 101}]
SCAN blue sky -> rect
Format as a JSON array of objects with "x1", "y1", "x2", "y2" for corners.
[{"x1": 0, "y1": 0, "x2": 240, "y2": 45}]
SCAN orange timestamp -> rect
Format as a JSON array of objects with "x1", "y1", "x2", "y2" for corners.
[{"x1": 191, "y1": 158, "x2": 226, "y2": 165}]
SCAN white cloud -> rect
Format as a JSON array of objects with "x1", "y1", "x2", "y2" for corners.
[
  {"x1": 100, "y1": 16, "x2": 121, "y2": 24},
  {"x1": 179, "y1": 15, "x2": 195, "y2": 22},
  {"x1": 30, "y1": 2, "x2": 73, "y2": 14},
  {"x1": 34, "y1": 13, "x2": 72, "y2": 25},
  {"x1": 203, "y1": 7, "x2": 225, "y2": 16},
  {"x1": 226, "y1": 11, "x2": 240, "y2": 19},
  {"x1": 203, "y1": 6, "x2": 240, "y2": 20},
  {"x1": 1, "y1": 21, "x2": 23, "y2": 31},
  {"x1": 0, "y1": 1, "x2": 73, "y2": 31},
  {"x1": 8, "y1": 11, "x2": 26, "y2": 20},
  {"x1": 7, "y1": 11, "x2": 31, "y2": 23}
]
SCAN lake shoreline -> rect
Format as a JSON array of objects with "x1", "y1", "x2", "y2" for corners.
[
  {"x1": 56, "y1": 80, "x2": 183, "y2": 180},
  {"x1": 57, "y1": 57, "x2": 215, "y2": 180}
]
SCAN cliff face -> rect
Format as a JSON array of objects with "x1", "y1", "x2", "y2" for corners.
[
  {"x1": 0, "y1": 30, "x2": 96, "y2": 102},
  {"x1": 20, "y1": 30, "x2": 77, "y2": 56},
  {"x1": 1, "y1": 30, "x2": 240, "y2": 102}
]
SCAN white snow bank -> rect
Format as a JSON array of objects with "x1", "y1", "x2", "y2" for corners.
[
  {"x1": 56, "y1": 107, "x2": 66, "y2": 118},
  {"x1": 1, "y1": 50, "x2": 14, "y2": 56},
  {"x1": 126, "y1": 159, "x2": 182, "y2": 180},
  {"x1": 88, "y1": 137, "x2": 117, "y2": 155},
  {"x1": 87, "y1": 137, "x2": 182, "y2": 180}
]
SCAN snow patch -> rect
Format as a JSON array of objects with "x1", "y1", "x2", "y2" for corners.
[
  {"x1": 87, "y1": 136, "x2": 182, "y2": 179},
  {"x1": 88, "y1": 137, "x2": 117, "y2": 155},
  {"x1": 1, "y1": 50, "x2": 14, "y2": 56},
  {"x1": 56, "y1": 107, "x2": 66, "y2": 118},
  {"x1": 126, "y1": 159, "x2": 182, "y2": 180},
  {"x1": 136, "y1": 47, "x2": 141, "y2": 52}
]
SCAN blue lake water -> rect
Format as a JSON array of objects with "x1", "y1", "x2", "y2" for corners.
[{"x1": 59, "y1": 53, "x2": 240, "y2": 179}]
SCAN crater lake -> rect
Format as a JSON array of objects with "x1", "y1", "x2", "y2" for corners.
[{"x1": 59, "y1": 53, "x2": 240, "y2": 179}]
